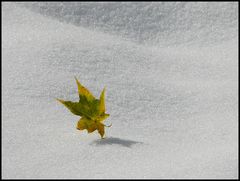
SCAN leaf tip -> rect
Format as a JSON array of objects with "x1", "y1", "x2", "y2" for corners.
[
  {"x1": 74, "y1": 76, "x2": 78, "y2": 81},
  {"x1": 56, "y1": 98, "x2": 65, "y2": 104}
]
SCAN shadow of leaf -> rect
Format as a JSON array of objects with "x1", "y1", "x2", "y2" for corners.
[{"x1": 91, "y1": 137, "x2": 143, "y2": 148}]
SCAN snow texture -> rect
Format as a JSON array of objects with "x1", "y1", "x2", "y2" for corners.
[{"x1": 2, "y1": 2, "x2": 238, "y2": 179}]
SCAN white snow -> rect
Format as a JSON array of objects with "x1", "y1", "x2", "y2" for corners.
[{"x1": 2, "y1": 2, "x2": 238, "y2": 179}]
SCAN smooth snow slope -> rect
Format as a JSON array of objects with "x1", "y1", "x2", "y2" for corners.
[
  {"x1": 2, "y1": 2, "x2": 238, "y2": 179},
  {"x1": 21, "y1": 2, "x2": 238, "y2": 46}
]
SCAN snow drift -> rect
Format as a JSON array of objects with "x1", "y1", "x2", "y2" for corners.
[{"x1": 2, "y1": 2, "x2": 238, "y2": 179}]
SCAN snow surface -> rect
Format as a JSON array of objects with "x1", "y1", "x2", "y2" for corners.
[{"x1": 2, "y1": 2, "x2": 238, "y2": 179}]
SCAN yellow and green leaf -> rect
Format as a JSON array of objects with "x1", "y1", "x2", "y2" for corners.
[{"x1": 57, "y1": 77, "x2": 110, "y2": 138}]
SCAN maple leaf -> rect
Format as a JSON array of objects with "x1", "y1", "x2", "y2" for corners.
[{"x1": 57, "y1": 77, "x2": 110, "y2": 138}]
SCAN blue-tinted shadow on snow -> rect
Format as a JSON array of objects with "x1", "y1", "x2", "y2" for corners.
[{"x1": 91, "y1": 137, "x2": 143, "y2": 148}]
